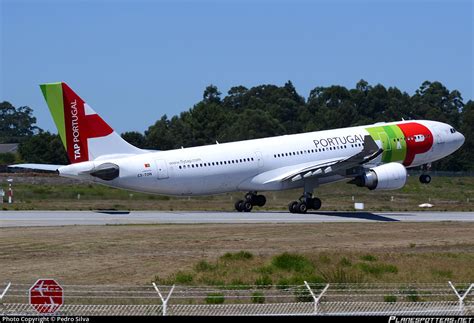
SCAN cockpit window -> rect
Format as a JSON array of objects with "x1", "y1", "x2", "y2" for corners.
[{"x1": 450, "y1": 128, "x2": 457, "y2": 134}]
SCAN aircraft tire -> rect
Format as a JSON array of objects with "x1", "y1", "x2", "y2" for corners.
[
  {"x1": 311, "y1": 198, "x2": 322, "y2": 210},
  {"x1": 245, "y1": 193, "x2": 256, "y2": 203},
  {"x1": 243, "y1": 201, "x2": 253, "y2": 212},
  {"x1": 297, "y1": 202, "x2": 308, "y2": 214},
  {"x1": 419, "y1": 174, "x2": 431, "y2": 184},
  {"x1": 289, "y1": 201, "x2": 299, "y2": 213},
  {"x1": 235, "y1": 200, "x2": 245, "y2": 212},
  {"x1": 256, "y1": 195, "x2": 266, "y2": 207}
]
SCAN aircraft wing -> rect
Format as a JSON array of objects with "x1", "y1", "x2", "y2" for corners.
[
  {"x1": 8, "y1": 163, "x2": 63, "y2": 173},
  {"x1": 266, "y1": 135, "x2": 382, "y2": 184}
]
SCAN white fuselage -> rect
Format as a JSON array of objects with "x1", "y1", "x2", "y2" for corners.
[{"x1": 58, "y1": 120, "x2": 464, "y2": 196}]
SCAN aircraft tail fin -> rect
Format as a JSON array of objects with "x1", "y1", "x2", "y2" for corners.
[{"x1": 40, "y1": 82, "x2": 144, "y2": 164}]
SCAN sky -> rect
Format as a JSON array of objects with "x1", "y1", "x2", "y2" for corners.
[{"x1": 1, "y1": 0, "x2": 473, "y2": 134}]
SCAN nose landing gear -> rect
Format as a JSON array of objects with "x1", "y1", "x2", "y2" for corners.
[
  {"x1": 419, "y1": 174, "x2": 432, "y2": 184},
  {"x1": 419, "y1": 163, "x2": 432, "y2": 184},
  {"x1": 235, "y1": 192, "x2": 266, "y2": 212}
]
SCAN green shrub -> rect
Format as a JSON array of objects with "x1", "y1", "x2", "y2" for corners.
[
  {"x1": 251, "y1": 292, "x2": 265, "y2": 304},
  {"x1": 360, "y1": 254, "x2": 378, "y2": 262},
  {"x1": 220, "y1": 251, "x2": 254, "y2": 261},
  {"x1": 174, "y1": 271, "x2": 194, "y2": 284},
  {"x1": 384, "y1": 295, "x2": 397, "y2": 303},
  {"x1": 255, "y1": 266, "x2": 273, "y2": 275},
  {"x1": 271, "y1": 252, "x2": 314, "y2": 273},
  {"x1": 255, "y1": 275, "x2": 272, "y2": 288},
  {"x1": 402, "y1": 289, "x2": 420, "y2": 302},
  {"x1": 0, "y1": 152, "x2": 16, "y2": 164},
  {"x1": 339, "y1": 257, "x2": 352, "y2": 267},
  {"x1": 205, "y1": 293, "x2": 225, "y2": 304},
  {"x1": 194, "y1": 260, "x2": 216, "y2": 272},
  {"x1": 276, "y1": 278, "x2": 290, "y2": 290}
]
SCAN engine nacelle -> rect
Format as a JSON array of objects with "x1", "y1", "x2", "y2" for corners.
[{"x1": 351, "y1": 162, "x2": 407, "y2": 190}]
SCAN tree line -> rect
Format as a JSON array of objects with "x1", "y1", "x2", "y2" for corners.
[{"x1": 1, "y1": 79, "x2": 473, "y2": 171}]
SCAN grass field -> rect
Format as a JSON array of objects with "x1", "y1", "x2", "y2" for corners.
[
  {"x1": 1, "y1": 174, "x2": 472, "y2": 286},
  {"x1": 0, "y1": 173, "x2": 473, "y2": 211},
  {"x1": 1, "y1": 222, "x2": 473, "y2": 285}
]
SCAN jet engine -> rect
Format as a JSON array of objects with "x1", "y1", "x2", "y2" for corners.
[{"x1": 349, "y1": 162, "x2": 407, "y2": 190}]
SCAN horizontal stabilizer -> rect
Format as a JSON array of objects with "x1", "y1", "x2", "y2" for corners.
[{"x1": 8, "y1": 164, "x2": 63, "y2": 173}]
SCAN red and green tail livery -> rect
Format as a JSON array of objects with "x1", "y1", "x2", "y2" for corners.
[{"x1": 40, "y1": 82, "x2": 142, "y2": 163}]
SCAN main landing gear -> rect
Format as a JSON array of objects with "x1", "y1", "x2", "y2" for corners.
[
  {"x1": 419, "y1": 163, "x2": 432, "y2": 184},
  {"x1": 235, "y1": 192, "x2": 266, "y2": 212},
  {"x1": 288, "y1": 193, "x2": 322, "y2": 214}
]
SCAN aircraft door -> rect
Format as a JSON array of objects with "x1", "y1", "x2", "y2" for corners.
[
  {"x1": 436, "y1": 130, "x2": 445, "y2": 144},
  {"x1": 155, "y1": 159, "x2": 169, "y2": 179},
  {"x1": 378, "y1": 132, "x2": 392, "y2": 151},
  {"x1": 255, "y1": 151, "x2": 264, "y2": 168}
]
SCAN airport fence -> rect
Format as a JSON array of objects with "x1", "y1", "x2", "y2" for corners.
[{"x1": 0, "y1": 281, "x2": 473, "y2": 316}]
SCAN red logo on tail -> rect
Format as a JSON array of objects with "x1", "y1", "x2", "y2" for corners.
[{"x1": 62, "y1": 83, "x2": 113, "y2": 163}]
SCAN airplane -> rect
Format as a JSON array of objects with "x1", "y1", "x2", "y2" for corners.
[{"x1": 11, "y1": 82, "x2": 465, "y2": 213}]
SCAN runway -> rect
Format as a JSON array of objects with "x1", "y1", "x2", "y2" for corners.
[{"x1": 0, "y1": 210, "x2": 473, "y2": 227}]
